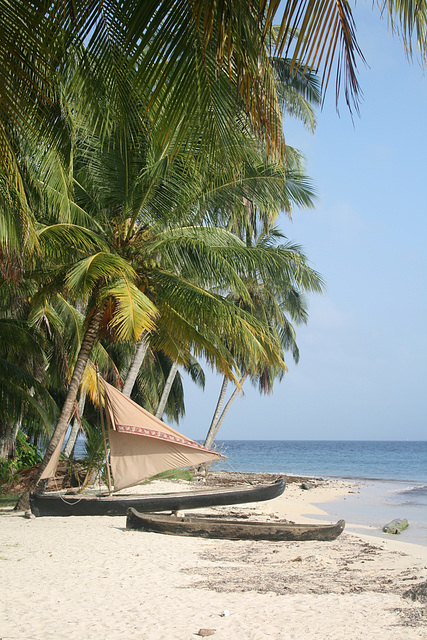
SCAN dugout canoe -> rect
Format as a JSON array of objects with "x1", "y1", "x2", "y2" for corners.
[
  {"x1": 29, "y1": 476, "x2": 286, "y2": 517},
  {"x1": 126, "y1": 509, "x2": 346, "y2": 541}
]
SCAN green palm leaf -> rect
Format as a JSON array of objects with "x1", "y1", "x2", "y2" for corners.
[
  {"x1": 103, "y1": 277, "x2": 158, "y2": 341},
  {"x1": 65, "y1": 252, "x2": 136, "y2": 296}
]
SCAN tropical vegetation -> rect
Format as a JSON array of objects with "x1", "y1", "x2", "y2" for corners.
[{"x1": 1, "y1": 1, "x2": 426, "y2": 500}]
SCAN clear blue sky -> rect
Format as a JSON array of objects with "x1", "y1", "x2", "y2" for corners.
[{"x1": 180, "y1": 4, "x2": 427, "y2": 441}]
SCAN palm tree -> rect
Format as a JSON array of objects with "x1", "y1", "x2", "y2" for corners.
[
  {"x1": 201, "y1": 34, "x2": 323, "y2": 447},
  {"x1": 204, "y1": 225, "x2": 324, "y2": 448},
  {"x1": 3, "y1": 28, "x2": 288, "y2": 463},
  {"x1": 21, "y1": 102, "x2": 303, "y2": 495},
  {"x1": 136, "y1": 351, "x2": 205, "y2": 423},
  {"x1": 0, "y1": 283, "x2": 60, "y2": 460},
  {"x1": 120, "y1": 122, "x2": 317, "y2": 406},
  {"x1": 121, "y1": 33, "x2": 320, "y2": 413},
  {"x1": 5, "y1": 38, "x2": 300, "y2": 510},
  {"x1": 2, "y1": 0, "x2": 425, "y2": 233},
  {"x1": 5, "y1": 10, "x2": 317, "y2": 505}
]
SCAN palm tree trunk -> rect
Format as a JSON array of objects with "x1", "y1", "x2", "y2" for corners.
[
  {"x1": 9, "y1": 411, "x2": 23, "y2": 459},
  {"x1": 210, "y1": 373, "x2": 248, "y2": 444},
  {"x1": 0, "y1": 410, "x2": 23, "y2": 460},
  {"x1": 122, "y1": 333, "x2": 149, "y2": 397},
  {"x1": 15, "y1": 305, "x2": 105, "y2": 509},
  {"x1": 155, "y1": 362, "x2": 179, "y2": 419},
  {"x1": 63, "y1": 391, "x2": 87, "y2": 458},
  {"x1": 204, "y1": 375, "x2": 229, "y2": 449},
  {"x1": 0, "y1": 419, "x2": 14, "y2": 460}
]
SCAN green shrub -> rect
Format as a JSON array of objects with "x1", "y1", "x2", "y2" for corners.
[
  {"x1": 149, "y1": 468, "x2": 194, "y2": 482},
  {"x1": 0, "y1": 458, "x2": 18, "y2": 485},
  {"x1": 0, "y1": 432, "x2": 42, "y2": 489},
  {"x1": 15, "y1": 431, "x2": 42, "y2": 467}
]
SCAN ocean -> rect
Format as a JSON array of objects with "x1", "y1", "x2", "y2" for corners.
[
  {"x1": 74, "y1": 438, "x2": 427, "y2": 545},
  {"x1": 211, "y1": 440, "x2": 427, "y2": 546},
  {"x1": 211, "y1": 440, "x2": 427, "y2": 483}
]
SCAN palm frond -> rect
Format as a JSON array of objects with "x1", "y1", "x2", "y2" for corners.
[
  {"x1": 265, "y1": 0, "x2": 366, "y2": 114},
  {"x1": 65, "y1": 252, "x2": 136, "y2": 297},
  {"x1": 103, "y1": 277, "x2": 158, "y2": 341},
  {"x1": 380, "y1": 0, "x2": 427, "y2": 63}
]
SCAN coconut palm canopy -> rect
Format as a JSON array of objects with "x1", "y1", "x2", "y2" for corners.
[
  {"x1": 2, "y1": 0, "x2": 426, "y2": 271},
  {"x1": 2, "y1": 0, "x2": 426, "y2": 183}
]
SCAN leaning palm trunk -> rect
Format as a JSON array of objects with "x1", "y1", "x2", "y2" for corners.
[
  {"x1": 155, "y1": 362, "x2": 179, "y2": 419},
  {"x1": 204, "y1": 375, "x2": 229, "y2": 449},
  {"x1": 0, "y1": 409, "x2": 23, "y2": 459},
  {"x1": 15, "y1": 305, "x2": 105, "y2": 509},
  {"x1": 62, "y1": 391, "x2": 87, "y2": 458},
  {"x1": 122, "y1": 333, "x2": 149, "y2": 397},
  {"x1": 204, "y1": 374, "x2": 248, "y2": 449},
  {"x1": 213, "y1": 373, "x2": 248, "y2": 442},
  {"x1": 9, "y1": 411, "x2": 23, "y2": 460},
  {"x1": 0, "y1": 419, "x2": 14, "y2": 459}
]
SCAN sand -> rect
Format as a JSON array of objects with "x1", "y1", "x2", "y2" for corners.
[{"x1": 1, "y1": 476, "x2": 426, "y2": 640}]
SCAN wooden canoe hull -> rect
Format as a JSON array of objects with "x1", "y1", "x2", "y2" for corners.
[
  {"x1": 126, "y1": 509, "x2": 346, "y2": 541},
  {"x1": 29, "y1": 477, "x2": 286, "y2": 517}
]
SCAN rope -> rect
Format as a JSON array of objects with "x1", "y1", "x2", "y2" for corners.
[
  {"x1": 213, "y1": 460, "x2": 254, "y2": 484},
  {"x1": 50, "y1": 474, "x2": 85, "y2": 506}
]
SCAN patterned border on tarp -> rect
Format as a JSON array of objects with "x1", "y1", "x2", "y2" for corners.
[{"x1": 115, "y1": 424, "x2": 216, "y2": 453}]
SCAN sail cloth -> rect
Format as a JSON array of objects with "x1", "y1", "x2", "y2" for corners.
[
  {"x1": 39, "y1": 431, "x2": 67, "y2": 480},
  {"x1": 101, "y1": 378, "x2": 223, "y2": 491}
]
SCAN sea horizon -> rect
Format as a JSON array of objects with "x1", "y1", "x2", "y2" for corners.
[{"x1": 207, "y1": 440, "x2": 427, "y2": 484}]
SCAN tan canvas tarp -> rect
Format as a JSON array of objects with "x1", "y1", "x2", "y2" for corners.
[
  {"x1": 39, "y1": 431, "x2": 67, "y2": 480},
  {"x1": 101, "y1": 379, "x2": 222, "y2": 491}
]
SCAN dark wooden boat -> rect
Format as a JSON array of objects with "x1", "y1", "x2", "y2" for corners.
[
  {"x1": 29, "y1": 476, "x2": 286, "y2": 517},
  {"x1": 126, "y1": 509, "x2": 345, "y2": 541}
]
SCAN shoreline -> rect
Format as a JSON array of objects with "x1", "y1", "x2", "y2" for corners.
[
  {"x1": 310, "y1": 477, "x2": 427, "y2": 549},
  {"x1": 201, "y1": 471, "x2": 427, "y2": 548},
  {"x1": 2, "y1": 474, "x2": 427, "y2": 639},
  {"x1": 205, "y1": 468, "x2": 427, "y2": 486}
]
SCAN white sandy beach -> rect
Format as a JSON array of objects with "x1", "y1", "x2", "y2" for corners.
[{"x1": 1, "y1": 477, "x2": 426, "y2": 640}]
